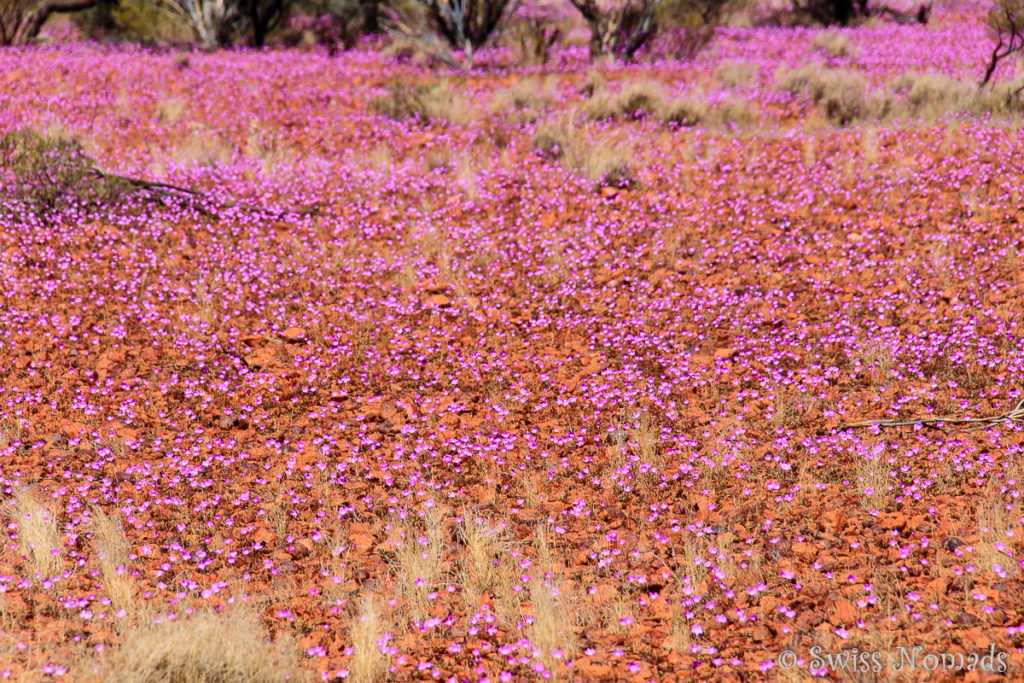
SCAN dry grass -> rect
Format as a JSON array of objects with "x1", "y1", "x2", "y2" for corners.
[
  {"x1": 456, "y1": 509, "x2": 510, "y2": 609},
  {"x1": 710, "y1": 96, "x2": 756, "y2": 130},
  {"x1": 584, "y1": 81, "x2": 665, "y2": 120},
  {"x1": 891, "y1": 71, "x2": 1024, "y2": 121},
  {"x1": 90, "y1": 507, "x2": 135, "y2": 614},
  {"x1": 713, "y1": 59, "x2": 757, "y2": 87},
  {"x1": 861, "y1": 125, "x2": 879, "y2": 164},
  {"x1": 665, "y1": 601, "x2": 694, "y2": 652},
  {"x1": 579, "y1": 69, "x2": 605, "y2": 97},
  {"x1": 976, "y1": 488, "x2": 1020, "y2": 577},
  {"x1": 628, "y1": 414, "x2": 662, "y2": 488},
  {"x1": 527, "y1": 525, "x2": 579, "y2": 674},
  {"x1": 171, "y1": 129, "x2": 234, "y2": 168},
  {"x1": 857, "y1": 338, "x2": 893, "y2": 386},
  {"x1": 811, "y1": 30, "x2": 859, "y2": 58},
  {"x1": 532, "y1": 118, "x2": 637, "y2": 188},
  {"x1": 154, "y1": 96, "x2": 187, "y2": 124},
  {"x1": 370, "y1": 78, "x2": 472, "y2": 124},
  {"x1": 660, "y1": 92, "x2": 709, "y2": 127},
  {"x1": 891, "y1": 71, "x2": 975, "y2": 121},
  {"x1": 580, "y1": 143, "x2": 635, "y2": 188},
  {"x1": 855, "y1": 447, "x2": 891, "y2": 512},
  {"x1": 615, "y1": 81, "x2": 667, "y2": 117},
  {"x1": 776, "y1": 64, "x2": 883, "y2": 126},
  {"x1": 491, "y1": 77, "x2": 556, "y2": 119},
  {"x1": 9, "y1": 489, "x2": 62, "y2": 578},
  {"x1": 348, "y1": 593, "x2": 390, "y2": 683},
  {"x1": 91, "y1": 604, "x2": 308, "y2": 682},
  {"x1": 387, "y1": 510, "x2": 446, "y2": 622}
]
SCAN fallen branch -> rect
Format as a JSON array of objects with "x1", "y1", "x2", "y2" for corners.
[
  {"x1": 839, "y1": 398, "x2": 1024, "y2": 431},
  {"x1": 92, "y1": 169, "x2": 202, "y2": 197},
  {"x1": 93, "y1": 168, "x2": 322, "y2": 218}
]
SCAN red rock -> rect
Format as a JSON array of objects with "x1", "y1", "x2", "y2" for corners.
[
  {"x1": 833, "y1": 598, "x2": 857, "y2": 624},
  {"x1": 715, "y1": 347, "x2": 738, "y2": 360},
  {"x1": 282, "y1": 326, "x2": 307, "y2": 343},
  {"x1": 574, "y1": 657, "x2": 613, "y2": 679},
  {"x1": 821, "y1": 508, "x2": 846, "y2": 534}
]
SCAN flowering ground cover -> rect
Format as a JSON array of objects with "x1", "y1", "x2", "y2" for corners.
[{"x1": 3, "y1": 4, "x2": 1024, "y2": 680}]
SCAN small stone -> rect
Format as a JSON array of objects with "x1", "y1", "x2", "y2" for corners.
[
  {"x1": 282, "y1": 327, "x2": 307, "y2": 343},
  {"x1": 944, "y1": 536, "x2": 966, "y2": 551}
]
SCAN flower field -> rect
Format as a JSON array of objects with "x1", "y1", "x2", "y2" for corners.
[{"x1": 2, "y1": 3, "x2": 1024, "y2": 679}]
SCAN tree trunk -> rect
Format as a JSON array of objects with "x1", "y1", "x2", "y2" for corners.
[
  {"x1": 361, "y1": 0, "x2": 379, "y2": 33},
  {"x1": 588, "y1": 13, "x2": 620, "y2": 60},
  {"x1": 15, "y1": 0, "x2": 101, "y2": 44}
]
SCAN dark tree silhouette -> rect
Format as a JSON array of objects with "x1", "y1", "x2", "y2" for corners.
[{"x1": 981, "y1": 0, "x2": 1024, "y2": 87}]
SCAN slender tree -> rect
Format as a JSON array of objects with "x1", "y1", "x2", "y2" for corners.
[
  {"x1": 383, "y1": 0, "x2": 519, "y2": 66},
  {"x1": 981, "y1": 0, "x2": 1024, "y2": 87},
  {"x1": 568, "y1": 0, "x2": 659, "y2": 61}
]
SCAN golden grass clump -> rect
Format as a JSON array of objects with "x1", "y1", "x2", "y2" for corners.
[
  {"x1": 811, "y1": 30, "x2": 859, "y2": 58},
  {"x1": 94, "y1": 605, "x2": 307, "y2": 682},
  {"x1": 457, "y1": 509, "x2": 510, "y2": 609},
  {"x1": 584, "y1": 81, "x2": 666, "y2": 120},
  {"x1": 490, "y1": 76, "x2": 556, "y2": 119},
  {"x1": 713, "y1": 59, "x2": 757, "y2": 87},
  {"x1": 90, "y1": 507, "x2": 135, "y2": 613},
  {"x1": 348, "y1": 594, "x2": 390, "y2": 683},
  {"x1": 776, "y1": 64, "x2": 887, "y2": 125},
  {"x1": 532, "y1": 119, "x2": 637, "y2": 188},
  {"x1": 388, "y1": 510, "x2": 446, "y2": 622},
  {"x1": 527, "y1": 525, "x2": 580, "y2": 671},
  {"x1": 659, "y1": 92, "x2": 709, "y2": 127},
  {"x1": 9, "y1": 489, "x2": 62, "y2": 578},
  {"x1": 370, "y1": 78, "x2": 472, "y2": 124}
]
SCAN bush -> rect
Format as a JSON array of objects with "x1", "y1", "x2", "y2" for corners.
[
  {"x1": 776, "y1": 64, "x2": 885, "y2": 125},
  {"x1": 72, "y1": 0, "x2": 194, "y2": 43},
  {"x1": 659, "y1": 93, "x2": 709, "y2": 126},
  {"x1": 713, "y1": 59, "x2": 757, "y2": 87},
  {"x1": 890, "y1": 71, "x2": 973, "y2": 119},
  {"x1": 656, "y1": 0, "x2": 729, "y2": 59},
  {"x1": 369, "y1": 78, "x2": 471, "y2": 123},
  {"x1": 0, "y1": 128, "x2": 131, "y2": 217},
  {"x1": 811, "y1": 29, "x2": 858, "y2": 57},
  {"x1": 892, "y1": 70, "x2": 1024, "y2": 119},
  {"x1": 491, "y1": 76, "x2": 555, "y2": 115},
  {"x1": 532, "y1": 119, "x2": 576, "y2": 158},
  {"x1": 710, "y1": 95, "x2": 756, "y2": 129},
  {"x1": 531, "y1": 119, "x2": 637, "y2": 189},
  {"x1": 93, "y1": 606, "x2": 308, "y2": 682},
  {"x1": 616, "y1": 80, "x2": 667, "y2": 116},
  {"x1": 583, "y1": 80, "x2": 666, "y2": 120},
  {"x1": 506, "y1": 9, "x2": 561, "y2": 65}
]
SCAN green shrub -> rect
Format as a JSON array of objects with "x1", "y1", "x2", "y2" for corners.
[{"x1": 0, "y1": 128, "x2": 131, "y2": 216}]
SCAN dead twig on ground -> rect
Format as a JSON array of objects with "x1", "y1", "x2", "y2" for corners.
[{"x1": 839, "y1": 398, "x2": 1024, "y2": 431}]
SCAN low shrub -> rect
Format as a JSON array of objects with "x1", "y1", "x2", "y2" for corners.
[
  {"x1": 660, "y1": 92, "x2": 709, "y2": 126},
  {"x1": 94, "y1": 605, "x2": 308, "y2": 682},
  {"x1": 713, "y1": 59, "x2": 757, "y2": 87},
  {"x1": 811, "y1": 29, "x2": 859, "y2": 58},
  {"x1": 369, "y1": 78, "x2": 471, "y2": 124},
  {"x1": 0, "y1": 128, "x2": 132, "y2": 217}
]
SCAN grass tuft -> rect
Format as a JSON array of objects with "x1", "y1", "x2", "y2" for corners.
[
  {"x1": 94, "y1": 604, "x2": 307, "y2": 682},
  {"x1": 90, "y1": 507, "x2": 135, "y2": 613},
  {"x1": 9, "y1": 489, "x2": 62, "y2": 578}
]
